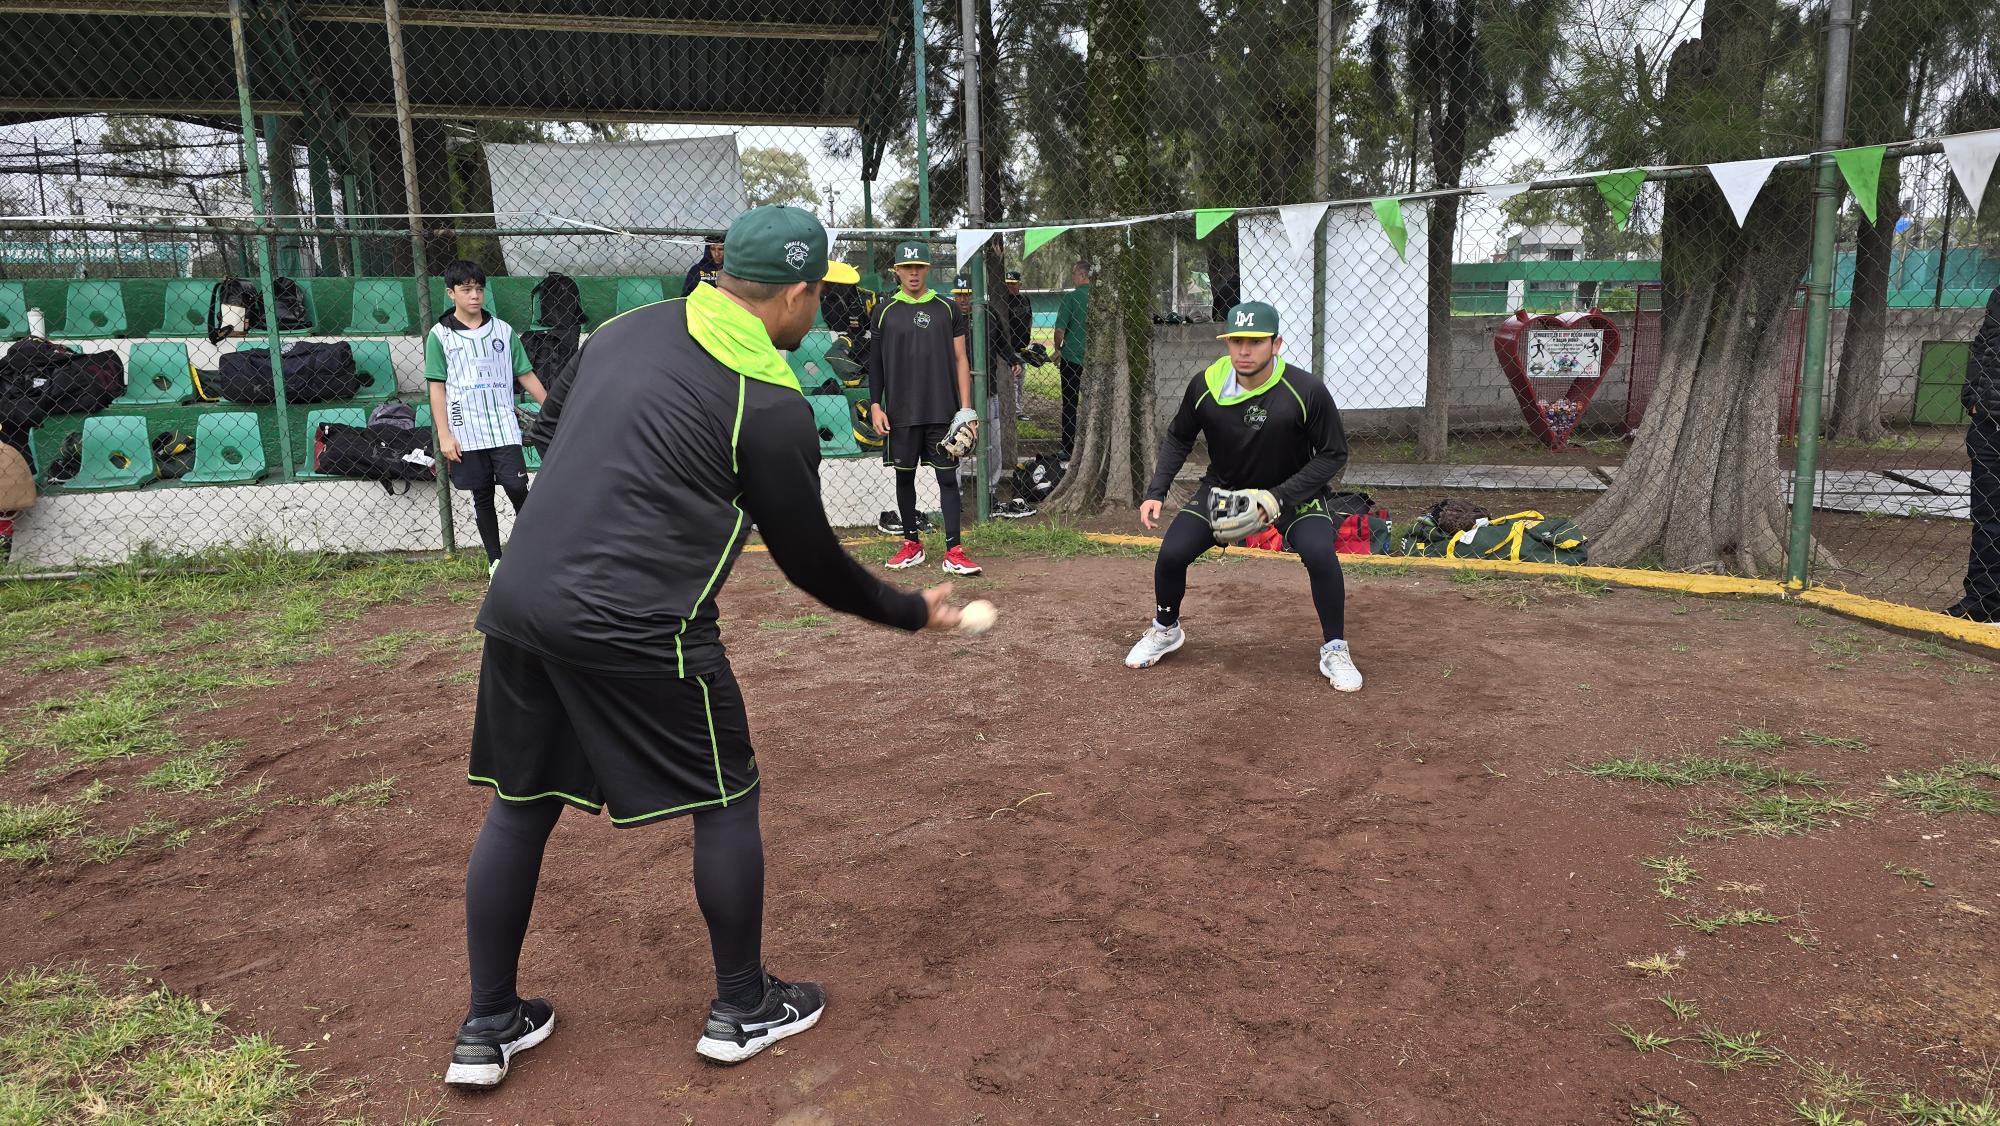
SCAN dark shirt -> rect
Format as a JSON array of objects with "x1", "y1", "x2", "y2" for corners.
[
  {"x1": 1966, "y1": 286, "x2": 2000, "y2": 417},
  {"x1": 479, "y1": 298, "x2": 928, "y2": 676},
  {"x1": 868, "y1": 291, "x2": 966, "y2": 426},
  {"x1": 1144, "y1": 359, "x2": 1349, "y2": 507},
  {"x1": 1000, "y1": 290, "x2": 1034, "y2": 354},
  {"x1": 683, "y1": 256, "x2": 723, "y2": 297}
]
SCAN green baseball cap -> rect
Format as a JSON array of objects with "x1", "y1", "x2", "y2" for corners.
[
  {"x1": 894, "y1": 241, "x2": 932, "y2": 266},
  {"x1": 722, "y1": 205, "x2": 860, "y2": 286},
  {"x1": 951, "y1": 274, "x2": 972, "y2": 293},
  {"x1": 1217, "y1": 300, "x2": 1280, "y2": 339}
]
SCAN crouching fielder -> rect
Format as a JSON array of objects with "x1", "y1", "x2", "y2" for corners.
[{"x1": 1124, "y1": 301, "x2": 1361, "y2": 691}]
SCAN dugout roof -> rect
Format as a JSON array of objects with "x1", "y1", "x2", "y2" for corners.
[{"x1": 0, "y1": 0, "x2": 902, "y2": 128}]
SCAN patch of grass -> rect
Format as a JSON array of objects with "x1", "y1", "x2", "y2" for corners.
[
  {"x1": 0, "y1": 800, "x2": 82, "y2": 862},
  {"x1": 31, "y1": 680, "x2": 180, "y2": 764},
  {"x1": 1625, "y1": 953, "x2": 1683, "y2": 977},
  {"x1": 1450, "y1": 567, "x2": 1494, "y2": 585},
  {"x1": 1581, "y1": 755, "x2": 1832, "y2": 793},
  {"x1": 963, "y1": 521, "x2": 1152, "y2": 560},
  {"x1": 1640, "y1": 854, "x2": 1699, "y2": 899},
  {"x1": 1801, "y1": 733, "x2": 1870, "y2": 752},
  {"x1": 316, "y1": 777, "x2": 398, "y2": 809},
  {"x1": 1884, "y1": 764, "x2": 2000, "y2": 816},
  {"x1": 1694, "y1": 1024, "x2": 1782, "y2": 1071},
  {"x1": 1631, "y1": 1101, "x2": 1689, "y2": 1125},
  {"x1": 1656, "y1": 994, "x2": 1700, "y2": 1022},
  {"x1": 1903, "y1": 638, "x2": 1956, "y2": 661},
  {"x1": 759, "y1": 613, "x2": 831, "y2": 631},
  {"x1": 356, "y1": 630, "x2": 433, "y2": 665},
  {"x1": 1796, "y1": 1100, "x2": 1866, "y2": 1124},
  {"x1": 0, "y1": 963, "x2": 312, "y2": 1121},
  {"x1": 1797, "y1": 1060, "x2": 1879, "y2": 1107},
  {"x1": 1894, "y1": 1094, "x2": 2000, "y2": 1125},
  {"x1": 80, "y1": 815, "x2": 179, "y2": 863},
  {"x1": 24, "y1": 647, "x2": 122, "y2": 674},
  {"x1": 135, "y1": 741, "x2": 242, "y2": 796},
  {"x1": 1668, "y1": 908, "x2": 1784, "y2": 935},
  {"x1": 1885, "y1": 863, "x2": 1934, "y2": 889},
  {"x1": 1687, "y1": 794, "x2": 1869, "y2": 839},
  {"x1": 1720, "y1": 726, "x2": 1787, "y2": 752},
  {"x1": 1613, "y1": 1022, "x2": 1678, "y2": 1052}
]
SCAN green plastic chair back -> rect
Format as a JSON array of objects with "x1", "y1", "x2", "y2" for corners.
[
  {"x1": 51, "y1": 280, "x2": 129, "y2": 339},
  {"x1": 152, "y1": 279, "x2": 213, "y2": 337},
  {"x1": 345, "y1": 279, "x2": 411, "y2": 335},
  {"x1": 807, "y1": 394, "x2": 861, "y2": 458},
  {"x1": 0, "y1": 282, "x2": 28, "y2": 339},
  {"x1": 347, "y1": 339, "x2": 397, "y2": 400},
  {"x1": 614, "y1": 277, "x2": 666, "y2": 314},
  {"x1": 297, "y1": 407, "x2": 370, "y2": 476},
  {"x1": 183, "y1": 411, "x2": 268, "y2": 484},
  {"x1": 789, "y1": 329, "x2": 838, "y2": 394},
  {"x1": 116, "y1": 342, "x2": 196, "y2": 405},
  {"x1": 65, "y1": 415, "x2": 155, "y2": 489}
]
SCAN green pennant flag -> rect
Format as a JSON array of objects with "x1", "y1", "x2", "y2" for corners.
[
  {"x1": 1194, "y1": 209, "x2": 1236, "y2": 240},
  {"x1": 1834, "y1": 144, "x2": 1887, "y2": 224},
  {"x1": 1592, "y1": 168, "x2": 1648, "y2": 231},
  {"x1": 1370, "y1": 197, "x2": 1408, "y2": 260},
  {"x1": 1022, "y1": 226, "x2": 1068, "y2": 260}
]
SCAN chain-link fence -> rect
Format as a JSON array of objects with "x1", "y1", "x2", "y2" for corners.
[{"x1": 1, "y1": 0, "x2": 1996, "y2": 621}]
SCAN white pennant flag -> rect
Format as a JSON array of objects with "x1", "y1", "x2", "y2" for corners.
[
  {"x1": 823, "y1": 227, "x2": 843, "y2": 251},
  {"x1": 1708, "y1": 157, "x2": 1786, "y2": 227},
  {"x1": 1277, "y1": 202, "x2": 1329, "y2": 261},
  {"x1": 955, "y1": 229, "x2": 997, "y2": 270},
  {"x1": 1481, "y1": 182, "x2": 1531, "y2": 203},
  {"x1": 1943, "y1": 129, "x2": 2000, "y2": 217}
]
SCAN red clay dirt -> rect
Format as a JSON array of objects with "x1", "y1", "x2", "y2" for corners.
[{"x1": 6, "y1": 551, "x2": 2000, "y2": 1124}]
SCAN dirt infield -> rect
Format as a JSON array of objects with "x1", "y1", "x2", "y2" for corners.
[{"x1": 5, "y1": 544, "x2": 2000, "y2": 1123}]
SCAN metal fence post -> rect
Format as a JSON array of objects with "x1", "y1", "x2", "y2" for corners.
[
  {"x1": 228, "y1": 0, "x2": 296, "y2": 480},
  {"x1": 1309, "y1": 0, "x2": 1334, "y2": 387},
  {"x1": 383, "y1": 0, "x2": 455, "y2": 555},
  {"x1": 912, "y1": 0, "x2": 930, "y2": 230},
  {"x1": 1786, "y1": 0, "x2": 1856, "y2": 588},
  {"x1": 961, "y1": 0, "x2": 990, "y2": 519}
]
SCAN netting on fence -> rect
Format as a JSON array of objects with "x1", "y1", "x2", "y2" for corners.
[{"x1": 0, "y1": 0, "x2": 1995, "y2": 623}]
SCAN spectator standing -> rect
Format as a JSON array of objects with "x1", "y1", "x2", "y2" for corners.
[
  {"x1": 1052, "y1": 261, "x2": 1091, "y2": 460},
  {"x1": 1948, "y1": 285, "x2": 2000, "y2": 624},
  {"x1": 682, "y1": 234, "x2": 725, "y2": 295}
]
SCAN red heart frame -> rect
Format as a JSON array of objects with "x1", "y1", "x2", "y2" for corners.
[{"x1": 1492, "y1": 309, "x2": 1622, "y2": 450}]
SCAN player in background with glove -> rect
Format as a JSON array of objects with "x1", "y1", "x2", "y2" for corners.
[
  {"x1": 869, "y1": 241, "x2": 983, "y2": 575},
  {"x1": 1125, "y1": 301, "x2": 1360, "y2": 691}
]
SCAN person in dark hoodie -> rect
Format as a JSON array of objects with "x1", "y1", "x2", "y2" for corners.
[
  {"x1": 1949, "y1": 285, "x2": 2000, "y2": 624},
  {"x1": 426, "y1": 259, "x2": 546, "y2": 575}
]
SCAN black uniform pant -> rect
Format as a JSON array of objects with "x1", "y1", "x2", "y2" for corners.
[
  {"x1": 1058, "y1": 359, "x2": 1083, "y2": 456},
  {"x1": 1154, "y1": 507, "x2": 1346, "y2": 643},
  {"x1": 1964, "y1": 413, "x2": 2000, "y2": 616}
]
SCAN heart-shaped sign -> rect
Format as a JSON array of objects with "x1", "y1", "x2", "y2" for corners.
[{"x1": 1493, "y1": 309, "x2": 1622, "y2": 450}]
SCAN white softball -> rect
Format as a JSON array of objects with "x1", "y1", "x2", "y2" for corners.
[{"x1": 958, "y1": 599, "x2": 998, "y2": 636}]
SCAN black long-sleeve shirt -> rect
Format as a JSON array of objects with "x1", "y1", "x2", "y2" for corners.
[
  {"x1": 479, "y1": 297, "x2": 928, "y2": 676},
  {"x1": 1143, "y1": 358, "x2": 1348, "y2": 507},
  {"x1": 1965, "y1": 286, "x2": 2000, "y2": 417}
]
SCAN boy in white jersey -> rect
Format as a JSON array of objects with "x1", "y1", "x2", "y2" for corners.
[{"x1": 428, "y1": 260, "x2": 547, "y2": 574}]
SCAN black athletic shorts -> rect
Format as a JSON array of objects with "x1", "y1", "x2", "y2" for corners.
[
  {"x1": 1180, "y1": 484, "x2": 1335, "y2": 549},
  {"x1": 448, "y1": 444, "x2": 530, "y2": 492},
  {"x1": 468, "y1": 635, "x2": 759, "y2": 826},
  {"x1": 887, "y1": 421, "x2": 958, "y2": 470}
]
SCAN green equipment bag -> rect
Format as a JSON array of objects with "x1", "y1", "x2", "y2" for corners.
[{"x1": 1397, "y1": 509, "x2": 1588, "y2": 564}]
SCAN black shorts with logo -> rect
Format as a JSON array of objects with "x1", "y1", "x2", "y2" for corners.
[
  {"x1": 887, "y1": 420, "x2": 958, "y2": 471},
  {"x1": 448, "y1": 443, "x2": 530, "y2": 492},
  {"x1": 468, "y1": 635, "x2": 760, "y2": 825}
]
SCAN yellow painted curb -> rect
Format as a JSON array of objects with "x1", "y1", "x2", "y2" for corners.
[{"x1": 1794, "y1": 587, "x2": 2000, "y2": 651}]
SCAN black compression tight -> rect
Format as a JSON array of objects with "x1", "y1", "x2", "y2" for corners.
[
  {"x1": 464, "y1": 788, "x2": 767, "y2": 1020},
  {"x1": 1153, "y1": 510, "x2": 1346, "y2": 643},
  {"x1": 471, "y1": 483, "x2": 529, "y2": 564},
  {"x1": 896, "y1": 467, "x2": 963, "y2": 549}
]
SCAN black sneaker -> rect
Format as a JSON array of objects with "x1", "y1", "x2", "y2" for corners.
[
  {"x1": 695, "y1": 973, "x2": 826, "y2": 1065},
  {"x1": 994, "y1": 498, "x2": 1037, "y2": 520},
  {"x1": 444, "y1": 998, "x2": 556, "y2": 1089},
  {"x1": 1944, "y1": 601, "x2": 1998, "y2": 624}
]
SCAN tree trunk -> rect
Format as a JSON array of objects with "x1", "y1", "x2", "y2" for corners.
[
  {"x1": 1827, "y1": 156, "x2": 1900, "y2": 442},
  {"x1": 1580, "y1": 1, "x2": 1825, "y2": 575}
]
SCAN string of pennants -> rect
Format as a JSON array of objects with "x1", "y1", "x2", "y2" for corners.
[{"x1": 922, "y1": 128, "x2": 2000, "y2": 271}]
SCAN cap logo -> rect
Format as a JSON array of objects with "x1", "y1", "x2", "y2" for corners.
[
  {"x1": 1235, "y1": 310, "x2": 1256, "y2": 328},
  {"x1": 784, "y1": 240, "x2": 810, "y2": 270}
]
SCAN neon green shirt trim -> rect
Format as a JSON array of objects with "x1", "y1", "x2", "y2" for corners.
[
  {"x1": 1203, "y1": 355, "x2": 1290, "y2": 405},
  {"x1": 685, "y1": 282, "x2": 801, "y2": 393}
]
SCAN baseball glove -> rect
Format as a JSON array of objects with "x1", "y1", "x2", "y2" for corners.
[
  {"x1": 939, "y1": 407, "x2": 980, "y2": 458},
  {"x1": 1208, "y1": 487, "x2": 1280, "y2": 543}
]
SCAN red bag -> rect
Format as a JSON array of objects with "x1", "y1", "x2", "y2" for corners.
[
  {"x1": 1336, "y1": 512, "x2": 1375, "y2": 555},
  {"x1": 1241, "y1": 526, "x2": 1285, "y2": 553}
]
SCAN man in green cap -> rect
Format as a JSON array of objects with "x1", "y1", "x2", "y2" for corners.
[
  {"x1": 1124, "y1": 300, "x2": 1361, "y2": 691},
  {"x1": 1051, "y1": 260, "x2": 1091, "y2": 458},
  {"x1": 447, "y1": 206, "x2": 970, "y2": 1088},
  {"x1": 869, "y1": 241, "x2": 983, "y2": 575}
]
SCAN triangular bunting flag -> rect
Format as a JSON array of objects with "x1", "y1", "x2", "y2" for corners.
[
  {"x1": 1022, "y1": 226, "x2": 1068, "y2": 260},
  {"x1": 1277, "y1": 202, "x2": 1329, "y2": 261},
  {"x1": 1481, "y1": 182, "x2": 1531, "y2": 203},
  {"x1": 1942, "y1": 129, "x2": 2000, "y2": 217},
  {"x1": 1707, "y1": 157, "x2": 1786, "y2": 227},
  {"x1": 823, "y1": 227, "x2": 843, "y2": 249},
  {"x1": 1371, "y1": 198, "x2": 1408, "y2": 261},
  {"x1": 1592, "y1": 168, "x2": 1648, "y2": 231},
  {"x1": 1833, "y1": 145, "x2": 1886, "y2": 224},
  {"x1": 955, "y1": 229, "x2": 996, "y2": 270},
  {"x1": 1194, "y1": 208, "x2": 1236, "y2": 240}
]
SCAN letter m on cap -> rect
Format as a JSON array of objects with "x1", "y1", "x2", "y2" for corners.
[{"x1": 1235, "y1": 311, "x2": 1255, "y2": 327}]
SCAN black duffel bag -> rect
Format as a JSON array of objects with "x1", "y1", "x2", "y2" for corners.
[
  {"x1": 1, "y1": 338, "x2": 122, "y2": 419},
  {"x1": 206, "y1": 341, "x2": 362, "y2": 404},
  {"x1": 312, "y1": 421, "x2": 437, "y2": 494}
]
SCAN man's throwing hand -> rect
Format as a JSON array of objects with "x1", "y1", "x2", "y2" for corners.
[
  {"x1": 920, "y1": 583, "x2": 961, "y2": 630},
  {"x1": 870, "y1": 404, "x2": 891, "y2": 435},
  {"x1": 1139, "y1": 499, "x2": 1164, "y2": 530}
]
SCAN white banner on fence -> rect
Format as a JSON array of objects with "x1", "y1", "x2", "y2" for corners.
[
  {"x1": 1240, "y1": 204, "x2": 1429, "y2": 411},
  {"x1": 483, "y1": 135, "x2": 748, "y2": 275}
]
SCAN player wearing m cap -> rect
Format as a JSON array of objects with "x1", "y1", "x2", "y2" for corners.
[
  {"x1": 447, "y1": 206, "x2": 969, "y2": 1089},
  {"x1": 1123, "y1": 301, "x2": 1362, "y2": 691}
]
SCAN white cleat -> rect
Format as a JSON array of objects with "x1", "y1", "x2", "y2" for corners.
[
  {"x1": 1320, "y1": 639, "x2": 1363, "y2": 692},
  {"x1": 1124, "y1": 621, "x2": 1185, "y2": 668}
]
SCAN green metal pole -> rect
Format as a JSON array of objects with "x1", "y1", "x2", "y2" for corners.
[
  {"x1": 912, "y1": 0, "x2": 930, "y2": 230},
  {"x1": 229, "y1": 0, "x2": 296, "y2": 481},
  {"x1": 340, "y1": 173, "x2": 365, "y2": 274},
  {"x1": 1785, "y1": 0, "x2": 1855, "y2": 588}
]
